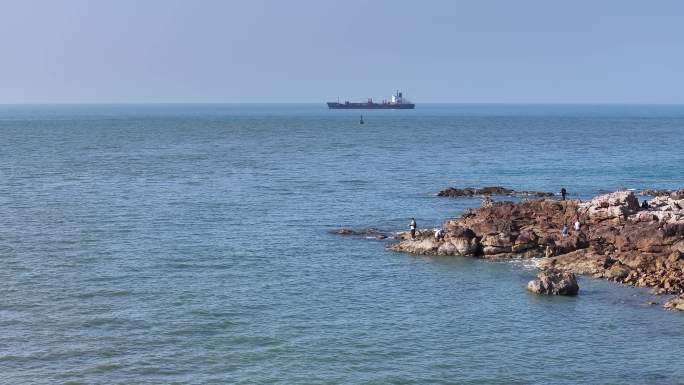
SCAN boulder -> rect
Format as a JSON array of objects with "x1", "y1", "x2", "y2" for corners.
[
  {"x1": 390, "y1": 237, "x2": 440, "y2": 255},
  {"x1": 481, "y1": 233, "x2": 514, "y2": 255},
  {"x1": 579, "y1": 191, "x2": 640, "y2": 223},
  {"x1": 527, "y1": 269, "x2": 579, "y2": 295},
  {"x1": 512, "y1": 229, "x2": 538, "y2": 252},
  {"x1": 604, "y1": 262, "x2": 631, "y2": 281},
  {"x1": 664, "y1": 295, "x2": 684, "y2": 311},
  {"x1": 438, "y1": 236, "x2": 480, "y2": 256}
]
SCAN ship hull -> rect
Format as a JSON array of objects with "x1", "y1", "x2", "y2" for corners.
[{"x1": 327, "y1": 102, "x2": 415, "y2": 109}]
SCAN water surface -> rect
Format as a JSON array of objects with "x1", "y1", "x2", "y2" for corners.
[{"x1": 1, "y1": 104, "x2": 684, "y2": 384}]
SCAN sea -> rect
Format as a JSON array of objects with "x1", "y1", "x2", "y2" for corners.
[{"x1": 1, "y1": 103, "x2": 684, "y2": 384}]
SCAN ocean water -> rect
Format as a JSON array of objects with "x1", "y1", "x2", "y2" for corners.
[{"x1": 1, "y1": 103, "x2": 684, "y2": 384}]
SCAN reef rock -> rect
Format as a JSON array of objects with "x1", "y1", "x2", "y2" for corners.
[
  {"x1": 641, "y1": 188, "x2": 684, "y2": 200},
  {"x1": 392, "y1": 226, "x2": 480, "y2": 256},
  {"x1": 527, "y1": 269, "x2": 579, "y2": 295},
  {"x1": 437, "y1": 186, "x2": 553, "y2": 198},
  {"x1": 332, "y1": 228, "x2": 390, "y2": 240}
]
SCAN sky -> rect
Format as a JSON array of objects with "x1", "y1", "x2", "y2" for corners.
[{"x1": 0, "y1": 0, "x2": 683, "y2": 104}]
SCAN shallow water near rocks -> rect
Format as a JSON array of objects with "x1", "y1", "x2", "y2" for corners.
[{"x1": 1, "y1": 104, "x2": 684, "y2": 384}]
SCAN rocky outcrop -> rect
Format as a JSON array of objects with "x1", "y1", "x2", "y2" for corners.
[
  {"x1": 392, "y1": 226, "x2": 480, "y2": 256},
  {"x1": 390, "y1": 190, "x2": 684, "y2": 303},
  {"x1": 437, "y1": 186, "x2": 554, "y2": 198},
  {"x1": 664, "y1": 295, "x2": 684, "y2": 311},
  {"x1": 332, "y1": 228, "x2": 390, "y2": 240},
  {"x1": 392, "y1": 198, "x2": 585, "y2": 258},
  {"x1": 579, "y1": 191, "x2": 640, "y2": 223},
  {"x1": 527, "y1": 269, "x2": 579, "y2": 295},
  {"x1": 641, "y1": 188, "x2": 684, "y2": 199}
]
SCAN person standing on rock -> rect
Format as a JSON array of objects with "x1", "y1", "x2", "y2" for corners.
[
  {"x1": 574, "y1": 219, "x2": 581, "y2": 232},
  {"x1": 409, "y1": 218, "x2": 417, "y2": 240},
  {"x1": 561, "y1": 187, "x2": 567, "y2": 201},
  {"x1": 562, "y1": 224, "x2": 569, "y2": 237}
]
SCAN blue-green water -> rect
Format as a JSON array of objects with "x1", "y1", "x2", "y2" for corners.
[{"x1": 1, "y1": 104, "x2": 684, "y2": 384}]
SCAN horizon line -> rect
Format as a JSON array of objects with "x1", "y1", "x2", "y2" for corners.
[{"x1": 2, "y1": 101, "x2": 684, "y2": 106}]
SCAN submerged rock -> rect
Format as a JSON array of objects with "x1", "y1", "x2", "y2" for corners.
[
  {"x1": 332, "y1": 228, "x2": 390, "y2": 239},
  {"x1": 437, "y1": 186, "x2": 514, "y2": 197},
  {"x1": 527, "y1": 269, "x2": 579, "y2": 295},
  {"x1": 334, "y1": 228, "x2": 356, "y2": 235},
  {"x1": 641, "y1": 188, "x2": 684, "y2": 199},
  {"x1": 436, "y1": 186, "x2": 554, "y2": 198}
]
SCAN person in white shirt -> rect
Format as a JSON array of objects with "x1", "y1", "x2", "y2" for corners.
[
  {"x1": 574, "y1": 220, "x2": 581, "y2": 232},
  {"x1": 409, "y1": 218, "x2": 417, "y2": 239}
]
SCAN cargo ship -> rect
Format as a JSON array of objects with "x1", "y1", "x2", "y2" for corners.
[{"x1": 327, "y1": 90, "x2": 415, "y2": 109}]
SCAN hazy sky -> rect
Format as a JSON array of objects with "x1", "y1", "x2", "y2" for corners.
[{"x1": 1, "y1": 0, "x2": 683, "y2": 103}]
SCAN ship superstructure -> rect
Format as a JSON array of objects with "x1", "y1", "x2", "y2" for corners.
[{"x1": 327, "y1": 91, "x2": 415, "y2": 109}]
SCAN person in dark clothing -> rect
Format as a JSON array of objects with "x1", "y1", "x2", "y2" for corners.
[
  {"x1": 641, "y1": 199, "x2": 649, "y2": 209},
  {"x1": 409, "y1": 218, "x2": 417, "y2": 240},
  {"x1": 560, "y1": 187, "x2": 567, "y2": 201}
]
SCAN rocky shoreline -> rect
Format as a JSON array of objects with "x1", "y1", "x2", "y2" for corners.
[{"x1": 386, "y1": 190, "x2": 684, "y2": 309}]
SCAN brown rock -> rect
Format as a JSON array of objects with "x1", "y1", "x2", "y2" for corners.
[
  {"x1": 527, "y1": 269, "x2": 579, "y2": 295},
  {"x1": 664, "y1": 295, "x2": 684, "y2": 311},
  {"x1": 481, "y1": 233, "x2": 514, "y2": 255},
  {"x1": 388, "y1": 188, "x2": 684, "y2": 300},
  {"x1": 604, "y1": 262, "x2": 631, "y2": 281}
]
